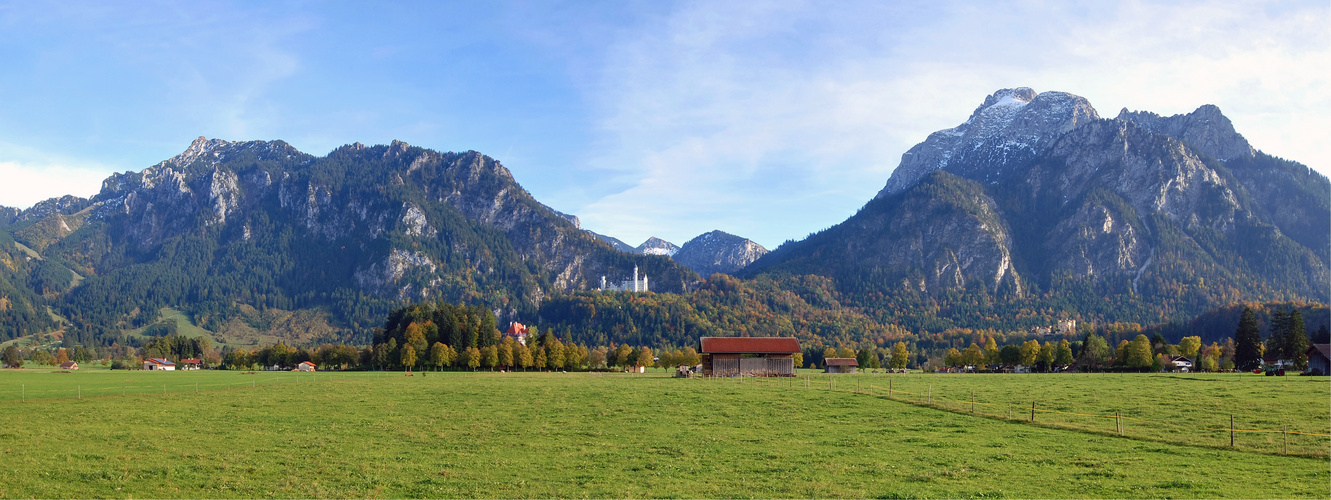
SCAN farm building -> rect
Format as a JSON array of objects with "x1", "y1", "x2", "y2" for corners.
[
  {"x1": 179, "y1": 358, "x2": 202, "y2": 370},
  {"x1": 143, "y1": 358, "x2": 176, "y2": 371},
  {"x1": 824, "y1": 358, "x2": 858, "y2": 374},
  {"x1": 297, "y1": 361, "x2": 316, "y2": 372},
  {"x1": 699, "y1": 337, "x2": 799, "y2": 377},
  {"x1": 59, "y1": 361, "x2": 78, "y2": 370},
  {"x1": 1307, "y1": 344, "x2": 1330, "y2": 375}
]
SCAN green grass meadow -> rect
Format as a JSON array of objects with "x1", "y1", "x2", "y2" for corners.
[{"x1": 0, "y1": 368, "x2": 1326, "y2": 498}]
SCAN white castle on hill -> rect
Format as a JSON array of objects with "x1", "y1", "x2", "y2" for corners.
[{"x1": 601, "y1": 265, "x2": 648, "y2": 292}]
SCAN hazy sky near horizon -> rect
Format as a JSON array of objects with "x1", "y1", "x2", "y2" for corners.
[{"x1": 1, "y1": 0, "x2": 1326, "y2": 249}]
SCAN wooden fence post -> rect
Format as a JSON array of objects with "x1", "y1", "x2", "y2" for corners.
[
  {"x1": 1283, "y1": 424, "x2": 1288, "y2": 455},
  {"x1": 971, "y1": 391, "x2": 975, "y2": 413},
  {"x1": 1030, "y1": 402, "x2": 1036, "y2": 421},
  {"x1": 1230, "y1": 414, "x2": 1235, "y2": 447},
  {"x1": 889, "y1": 378, "x2": 893, "y2": 398},
  {"x1": 927, "y1": 385, "x2": 931, "y2": 405}
]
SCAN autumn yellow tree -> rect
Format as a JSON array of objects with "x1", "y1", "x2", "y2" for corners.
[
  {"x1": 1019, "y1": 339, "x2": 1040, "y2": 367},
  {"x1": 890, "y1": 341, "x2": 909, "y2": 370},
  {"x1": 637, "y1": 347, "x2": 654, "y2": 368},
  {"x1": 1178, "y1": 336, "x2": 1202, "y2": 360},
  {"x1": 983, "y1": 337, "x2": 1000, "y2": 367},
  {"x1": 400, "y1": 345, "x2": 417, "y2": 371}
]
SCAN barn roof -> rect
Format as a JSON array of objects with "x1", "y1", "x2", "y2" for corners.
[
  {"x1": 699, "y1": 337, "x2": 800, "y2": 354},
  {"x1": 298, "y1": 361, "x2": 316, "y2": 366},
  {"x1": 146, "y1": 358, "x2": 175, "y2": 366},
  {"x1": 180, "y1": 358, "x2": 202, "y2": 364},
  {"x1": 59, "y1": 361, "x2": 77, "y2": 369},
  {"x1": 825, "y1": 358, "x2": 858, "y2": 366},
  {"x1": 1309, "y1": 344, "x2": 1331, "y2": 360}
]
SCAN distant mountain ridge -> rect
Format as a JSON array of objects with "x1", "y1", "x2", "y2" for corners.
[{"x1": 672, "y1": 230, "x2": 768, "y2": 278}]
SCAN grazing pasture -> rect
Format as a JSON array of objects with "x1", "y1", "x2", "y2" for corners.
[{"x1": 0, "y1": 369, "x2": 1324, "y2": 498}]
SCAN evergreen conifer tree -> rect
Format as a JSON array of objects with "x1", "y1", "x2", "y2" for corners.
[
  {"x1": 1285, "y1": 309, "x2": 1309, "y2": 370},
  {"x1": 1234, "y1": 307, "x2": 1263, "y2": 371}
]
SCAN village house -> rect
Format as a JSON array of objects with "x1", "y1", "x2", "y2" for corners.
[
  {"x1": 825, "y1": 358, "x2": 858, "y2": 374},
  {"x1": 58, "y1": 361, "x2": 78, "y2": 370},
  {"x1": 699, "y1": 336, "x2": 799, "y2": 377},
  {"x1": 503, "y1": 322, "x2": 529, "y2": 345},
  {"x1": 143, "y1": 358, "x2": 175, "y2": 371},
  {"x1": 297, "y1": 361, "x2": 316, "y2": 372},
  {"x1": 179, "y1": 358, "x2": 202, "y2": 370},
  {"x1": 1169, "y1": 356, "x2": 1193, "y2": 372},
  {"x1": 1307, "y1": 344, "x2": 1330, "y2": 376}
]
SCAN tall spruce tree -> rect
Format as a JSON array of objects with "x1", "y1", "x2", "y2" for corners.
[
  {"x1": 1285, "y1": 309, "x2": 1309, "y2": 370},
  {"x1": 1266, "y1": 308, "x2": 1288, "y2": 361},
  {"x1": 1234, "y1": 306, "x2": 1263, "y2": 371}
]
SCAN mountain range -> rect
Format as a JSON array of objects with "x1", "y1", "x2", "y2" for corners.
[
  {"x1": 745, "y1": 88, "x2": 1328, "y2": 329},
  {"x1": 588, "y1": 231, "x2": 768, "y2": 278},
  {"x1": 1, "y1": 87, "x2": 1326, "y2": 349}
]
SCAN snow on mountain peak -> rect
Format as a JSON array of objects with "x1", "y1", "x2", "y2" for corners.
[{"x1": 876, "y1": 88, "x2": 1098, "y2": 198}]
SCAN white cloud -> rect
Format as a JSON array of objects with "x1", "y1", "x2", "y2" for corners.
[
  {"x1": 568, "y1": 0, "x2": 1329, "y2": 248},
  {"x1": 0, "y1": 161, "x2": 108, "y2": 209}
]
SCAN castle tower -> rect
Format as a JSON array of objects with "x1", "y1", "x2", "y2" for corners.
[{"x1": 633, "y1": 265, "x2": 639, "y2": 292}]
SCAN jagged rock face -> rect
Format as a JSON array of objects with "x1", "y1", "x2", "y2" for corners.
[
  {"x1": 9, "y1": 195, "x2": 93, "y2": 225},
  {"x1": 672, "y1": 230, "x2": 769, "y2": 278},
  {"x1": 877, "y1": 87, "x2": 1099, "y2": 197},
  {"x1": 5, "y1": 136, "x2": 698, "y2": 342},
  {"x1": 1117, "y1": 105, "x2": 1255, "y2": 161},
  {"x1": 751, "y1": 172, "x2": 1024, "y2": 296},
  {"x1": 636, "y1": 237, "x2": 679, "y2": 256},
  {"x1": 751, "y1": 88, "x2": 1329, "y2": 314},
  {"x1": 0, "y1": 206, "x2": 19, "y2": 225}
]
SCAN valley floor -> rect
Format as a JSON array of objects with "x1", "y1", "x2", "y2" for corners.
[{"x1": 0, "y1": 369, "x2": 1325, "y2": 498}]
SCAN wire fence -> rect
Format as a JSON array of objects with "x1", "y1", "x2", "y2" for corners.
[{"x1": 705, "y1": 372, "x2": 1330, "y2": 458}]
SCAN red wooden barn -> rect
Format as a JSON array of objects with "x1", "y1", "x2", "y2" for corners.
[{"x1": 699, "y1": 337, "x2": 799, "y2": 377}]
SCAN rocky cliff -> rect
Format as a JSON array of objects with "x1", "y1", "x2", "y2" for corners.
[
  {"x1": 636, "y1": 237, "x2": 680, "y2": 257},
  {"x1": 0, "y1": 137, "x2": 699, "y2": 344},
  {"x1": 750, "y1": 88, "x2": 1329, "y2": 325},
  {"x1": 671, "y1": 230, "x2": 769, "y2": 278}
]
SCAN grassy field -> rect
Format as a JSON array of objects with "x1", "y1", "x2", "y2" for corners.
[{"x1": 0, "y1": 369, "x2": 1325, "y2": 499}]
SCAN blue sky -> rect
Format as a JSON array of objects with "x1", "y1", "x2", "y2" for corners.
[{"x1": 1, "y1": 1, "x2": 1326, "y2": 249}]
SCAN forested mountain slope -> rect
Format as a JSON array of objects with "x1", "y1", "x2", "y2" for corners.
[
  {"x1": 745, "y1": 88, "x2": 1329, "y2": 331},
  {"x1": 0, "y1": 138, "x2": 697, "y2": 346}
]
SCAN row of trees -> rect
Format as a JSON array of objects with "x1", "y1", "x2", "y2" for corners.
[
  {"x1": 1235, "y1": 306, "x2": 1310, "y2": 371},
  {"x1": 941, "y1": 338, "x2": 1076, "y2": 371}
]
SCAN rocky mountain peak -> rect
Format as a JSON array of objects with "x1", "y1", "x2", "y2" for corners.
[
  {"x1": 672, "y1": 230, "x2": 769, "y2": 278},
  {"x1": 1116, "y1": 104, "x2": 1255, "y2": 161},
  {"x1": 637, "y1": 237, "x2": 680, "y2": 256},
  {"x1": 877, "y1": 87, "x2": 1099, "y2": 198}
]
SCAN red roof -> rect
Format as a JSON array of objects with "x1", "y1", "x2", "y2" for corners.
[
  {"x1": 505, "y1": 322, "x2": 528, "y2": 335},
  {"x1": 298, "y1": 361, "x2": 316, "y2": 367},
  {"x1": 699, "y1": 337, "x2": 800, "y2": 354},
  {"x1": 181, "y1": 358, "x2": 202, "y2": 364},
  {"x1": 59, "y1": 362, "x2": 77, "y2": 369},
  {"x1": 825, "y1": 358, "x2": 858, "y2": 366}
]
